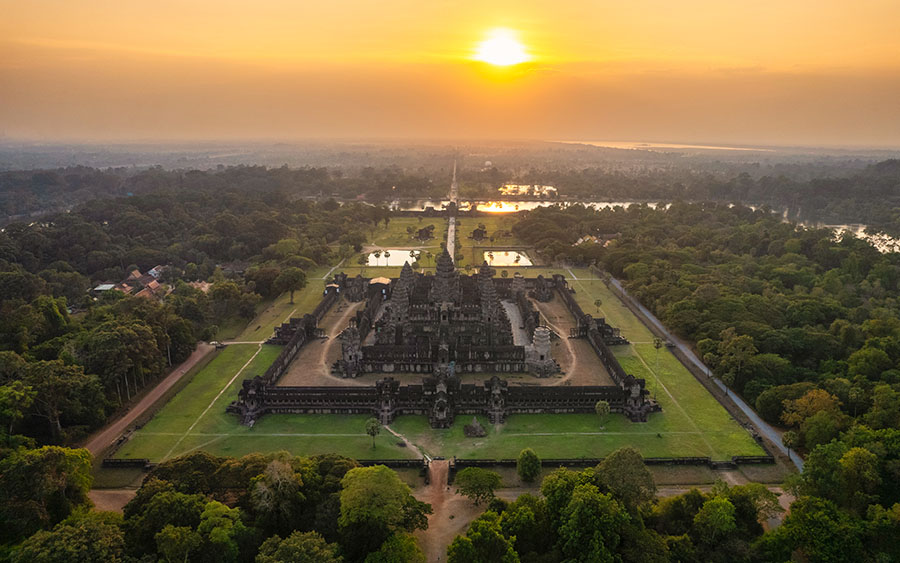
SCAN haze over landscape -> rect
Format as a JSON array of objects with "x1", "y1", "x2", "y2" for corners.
[
  {"x1": 4, "y1": 3, "x2": 900, "y2": 563},
  {"x1": 3, "y1": 0, "x2": 900, "y2": 146}
]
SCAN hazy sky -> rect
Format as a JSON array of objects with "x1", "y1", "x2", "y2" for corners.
[{"x1": 2, "y1": 1, "x2": 900, "y2": 146}]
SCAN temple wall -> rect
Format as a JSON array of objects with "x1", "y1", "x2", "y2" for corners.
[
  {"x1": 228, "y1": 272, "x2": 660, "y2": 427},
  {"x1": 259, "y1": 286, "x2": 339, "y2": 385},
  {"x1": 553, "y1": 278, "x2": 632, "y2": 387}
]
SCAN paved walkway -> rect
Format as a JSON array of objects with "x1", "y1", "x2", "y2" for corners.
[
  {"x1": 82, "y1": 343, "x2": 215, "y2": 457},
  {"x1": 445, "y1": 159, "x2": 458, "y2": 257},
  {"x1": 606, "y1": 276, "x2": 803, "y2": 471}
]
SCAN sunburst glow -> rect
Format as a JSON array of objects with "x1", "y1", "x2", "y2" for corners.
[{"x1": 473, "y1": 28, "x2": 531, "y2": 66}]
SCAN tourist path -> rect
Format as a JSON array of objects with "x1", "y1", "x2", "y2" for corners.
[
  {"x1": 414, "y1": 460, "x2": 480, "y2": 562},
  {"x1": 384, "y1": 425, "x2": 426, "y2": 459},
  {"x1": 82, "y1": 343, "x2": 214, "y2": 457},
  {"x1": 319, "y1": 258, "x2": 345, "y2": 280},
  {"x1": 445, "y1": 159, "x2": 458, "y2": 258},
  {"x1": 602, "y1": 273, "x2": 803, "y2": 471}
]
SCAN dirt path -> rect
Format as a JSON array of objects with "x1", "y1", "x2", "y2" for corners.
[
  {"x1": 82, "y1": 343, "x2": 214, "y2": 457},
  {"x1": 88, "y1": 489, "x2": 137, "y2": 513},
  {"x1": 384, "y1": 425, "x2": 425, "y2": 459},
  {"x1": 530, "y1": 296, "x2": 614, "y2": 386},
  {"x1": 414, "y1": 460, "x2": 483, "y2": 562},
  {"x1": 278, "y1": 299, "x2": 365, "y2": 386}
]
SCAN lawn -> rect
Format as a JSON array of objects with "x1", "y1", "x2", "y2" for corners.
[
  {"x1": 456, "y1": 216, "x2": 526, "y2": 246},
  {"x1": 367, "y1": 217, "x2": 447, "y2": 248},
  {"x1": 233, "y1": 269, "x2": 334, "y2": 342},
  {"x1": 390, "y1": 404, "x2": 761, "y2": 461}
]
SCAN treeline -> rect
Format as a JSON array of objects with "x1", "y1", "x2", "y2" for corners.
[
  {"x1": 0, "y1": 165, "x2": 437, "y2": 219},
  {"x1": 450, "y1": 442, "x2": 900, "y2": 562},
  {"x1": 0, "y1": 449, "x2": 430, "y2": 562},
  {"x1": 509, "y1": 158, "x2": 900, "y2": 229},
  {"x1": 2, "y1": 444, "x2": 898, "y2": 560}
]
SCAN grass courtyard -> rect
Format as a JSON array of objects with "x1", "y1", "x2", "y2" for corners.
[
  {"x1": 366, "y1": 217, "x2": 447, "y2": 249},
  {"x1": 114, "y1": 261, "x2": 763, "y2": 463}
]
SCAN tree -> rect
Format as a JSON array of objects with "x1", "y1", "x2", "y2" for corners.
[
  {"x1": 123, "y1": 489, "x2": 208, "y2": 558},
  {"x1": 365, "y1": 417, "x2": 381, "y2": 449},
  {"x1": 339, "y1": 465, "x2": 431, "y2": 560},
  {"x1": 801, "y1": 410, "x2": 844, "y2": 449},
  {"x1": 594, "y1": 298, "x2": 603, "y2": 313},
  {"x1": 275, "y1": 267, "x2": 307, "y2": 304},
  {"x1": 155, "y1": 525, "x2": 202, "y2": 563},
  {"x1": 865, "y1": 384, "x2": 900, "y2": 429},
  {"x1": 250, "y1": 459, "x2": 306, "y2": 536},
  {"x1": 595, "y1": 446, "x2": 656, "y2": 513},
  {"x1": 516, "y1": 448, "x2": 541, "y2": 483},
  {"x1": 692, "y1": 496, "x2": 736, "y2": 545},
  {"x1": 447, "y1": 511, "x2": 519, "y2": 563},
  {"x1": 197, "y1": 500, "x2": 250, "y2": 563},
  {"x1": 257, "y1": 531, "x2": 341, "y2": 563},
  {"x1": 755, "y1": 496, "x2": 864, "y2": 562},
  {"x1": 540, "y1": 467, "x2": 582, "y2": 529},
  {"x1": 781, "y1": 430, "x2": 799, "y2": 456},
  {"x1": 0, "y1": 446, "x2": 93, "y2": 544},
  {"x1": 455, "y1": 467, "x2": 503, "y2": 506},
  {"x1": 594, "y1": 400, "x2": 610, "y2": 427},
  {"x1": 557, "y1": 484, "x2": 629, "y2": 562},
  {"x1": 847, "y1": 346, "x2": 893, "y2": 380},
  {"x1": 0, "y1": 380, "x2": 35, "y2": 444},
  {"x1": 781, "y1": 389, "x2": 841, "y2": 427},
  {"x1": 716, "y1": 328, "x2": 757, "y2": 394},
  {"x1": 838, "y1": 446, "x2": 881, "y2": 515},
  {"x1": 365, "y1": 533, "x2": 424, "y2": 563},
  {"x1": 13, "y1": 510, "x2": 126, "y2": 563},
  {"x1": 22, "y1": 360, "x2": 106, "y2": 441},
  {"x1": 499, "y1": 494, "x2": 553, "y2": 559},
  {"x1": 501, "y1": 270, "x2": 509, "y2": 278}
]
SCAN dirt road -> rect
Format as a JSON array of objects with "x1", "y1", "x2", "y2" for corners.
[
  {"x1": 82, "y1": 343, "x2": 214, "y2": 457},
  {"x1": 414, "y1": 460, "x2": 483, "y2": 562}
]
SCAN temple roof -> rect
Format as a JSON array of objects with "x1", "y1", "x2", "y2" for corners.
[{"x1": 435, "y1": 248, "x2": 455, "y2": 273}]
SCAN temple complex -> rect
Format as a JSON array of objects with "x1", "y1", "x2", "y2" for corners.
[
  {"x1": 227, "y1": 254, "x2": 659, "y2": 427},
  {"x1": 336, "y1": 253, "x2": 552, "y2": 377}
]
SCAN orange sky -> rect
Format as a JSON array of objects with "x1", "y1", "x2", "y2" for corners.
[{"x1": 2, "y1": 1, "x2": 899, "y2": 146}]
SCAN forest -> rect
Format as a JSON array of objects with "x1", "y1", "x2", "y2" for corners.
[
  {"x1": 513, "y1": 203, "x2": 900, "y2": 557},
  {"x1": 4, "y1": 158, "x2": 900, "y2": 232},
  {"x1": 2, "y1": 444, "x2": 897, "y2": 561},
  {"x1": 0, "y1": 185, "x2": 390, "y2": 445}
]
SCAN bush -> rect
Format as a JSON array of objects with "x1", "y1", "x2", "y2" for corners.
[{"x1": 517, "y1": 448, "x2": 541, "y2": 483}]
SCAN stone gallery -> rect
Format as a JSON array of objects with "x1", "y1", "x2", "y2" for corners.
[{"x1": 228, "y1": 252, "x2": 658, "y2": 428}]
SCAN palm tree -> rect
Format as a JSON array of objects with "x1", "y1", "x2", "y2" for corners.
[{"x1": 383, "y1": 250, "x2": 390, "y2": 266}]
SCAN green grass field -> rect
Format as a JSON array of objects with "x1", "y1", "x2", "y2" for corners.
[
  {"x1": 115, "y1": 260, "x2": 762, "y2": 463},
  {"x1": 367, "y1": 217, "x2": 447, "y2": 248},
  {"x1": 115, "y1": 342, "x2": 419, "y2": 462}
]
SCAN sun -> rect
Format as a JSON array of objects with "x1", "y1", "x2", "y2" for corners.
[{"x1": 473, "y1": 28, "x2": 531, "y2": 66}]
